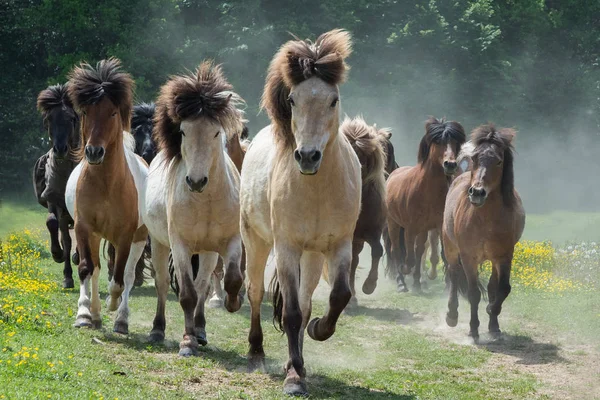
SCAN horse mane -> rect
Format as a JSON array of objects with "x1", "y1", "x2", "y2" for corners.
[
  {"x1": 261, "y1": 29, "x2": 352, "y2": 148},
  {"x1": 67, "y1": 57, "x2": 134, "y2": 132},
  {"x1": 471, "y1": 124, "x2": 517, "y2": 208},
  {"x1": 340, "y1": 116, "x2": 386, "y2": 188},
  {"x1": 37, "y1": 83, "x2": 74, "y2": 120},
  {"x1": 123, "y1": 131, "x2": 135, "y2": 153},
  {"x1": 154, "y1": 60, "x2": 244, "y2": 163},
  {"x1": 132, "y1": 102, "x2": 155, "y2": 129},
  {"x1": 418, "y1": 117, "x2": 466, "y2": 164},
  {"x1": 457, "y1": 140, "x2": 475, "y2": 173},
  {"x1": 240, "y1": 125, "x2": 249, "y2": 140}
]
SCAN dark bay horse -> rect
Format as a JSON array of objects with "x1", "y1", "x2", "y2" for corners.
[
  {"x1": 443, "y1": 124, "x2": 525, "y2": 341},
  {"x1": 65, "y1": 58, "x2": 148, "y2": 333},
  {"x1": 386, "y1": 117, "x2": 466, "y2": 292},
  {"x1": 322, "y1": 116, "x2": 389, "y2": 307},
  {"x1": 33, "y1": 83, "x2": 80, "y2": 288}
]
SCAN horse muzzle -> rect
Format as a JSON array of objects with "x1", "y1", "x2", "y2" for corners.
[
  {"x1": 443, "y1": 161, "x2": 458, "y2": 176},
  {"x1": 85, "y1": 145, "x2": 105, "y2": 165},
  {"x1": 294, "y1": 147, "x2": 322, "y2": 175},
  {"x1": 186, "y1": 176, "x2": 208, "y2": 193},
  {"x1": 468, "y1": 186, "x2": 487, "y2": 207}
]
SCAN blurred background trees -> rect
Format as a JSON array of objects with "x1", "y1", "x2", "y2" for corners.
[{"x1": 2, "y1": 0, "x2": 599, "y2": 210}]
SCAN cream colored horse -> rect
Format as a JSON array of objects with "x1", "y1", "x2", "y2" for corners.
[
  {"x1": 240, "y1": 29, "x2": 361, "y2": 396},
  {"x1": 143, "y1": 61, "x2": 245, "y2": 356}
]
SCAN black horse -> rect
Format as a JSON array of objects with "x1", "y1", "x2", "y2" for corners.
[
  {"x1": 33, "y1": 83, "x2": 80, "y2": 289},
  {"x1": 107, "y1": 102, "x2": 157, "y2": 287}
]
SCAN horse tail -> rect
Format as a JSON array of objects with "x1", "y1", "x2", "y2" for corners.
[{"x1": 269, "y1": 271, "x2": 283, "y2": 332}]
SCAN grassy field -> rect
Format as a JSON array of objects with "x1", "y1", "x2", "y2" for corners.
[{"x1": 1, "y1": 200, "x2": 600, "y2": 399}]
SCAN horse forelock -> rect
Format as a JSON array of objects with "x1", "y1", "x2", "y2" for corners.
[
  {"x1": 132, "y1": 102, "x2": 155, "y2": 129},
  {"x1": 154, "y1": 60, "x2": 245, "y2": 163},
  {"x1": 261, "y1": 29, "x2": 352, "y2": 148},
  {"x1": 37, "y1": 83, "x2": 74, "y2": 119},
  {"x1": 67, "y1": 57, "x2": 134, "y2": 131},
  {"x1": 418, "y1": 117, "x2": 466, "y2": 164},
  {"x1": 341, "y1": 116, "x2": 386, "y2": 186}
]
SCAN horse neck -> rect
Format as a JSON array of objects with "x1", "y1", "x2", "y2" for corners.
[{"x1": 420, "y1": 157, "x2": 447, "y2": 183}]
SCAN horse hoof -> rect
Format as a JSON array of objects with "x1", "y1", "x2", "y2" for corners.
[
  {"x1": 419, "y1": 280, "x2": 429, "y2": 289},
  {"x1": 71, "y1": 252, "x2": 80, "y2": 265},
  {"x1": 283, "y1": 375, "x2": 308, "y2": 397},
  {"x1": 428, "y1": 270, "x2": 438, "y2": 280},
  {"x1": 62, "y1": 278, "x2": 74, "y2": 289},
  {"x1": 73, "y1": 317, "x2": 92, "y2": 328},
  {"x1": 307, "y1": 317, "x2": 334, "y2": 341},
  {"x1": 247, "y1": 352, "x2": 266, "y2": 372},
  {"x1": 445, "y1": 314, "x2": 458, "y2": 327},
  {"x1": 113, "y1": 321, "x2": 129, "y2": 335},
  {"x1": 468, "y1": 330, "x2": 480, "y2": 343},
  {"x1": 396, "y1": 284, "x2": 408, "y2": 293},
  {"x1": 489, "y1": 329, "x2": 503, "y2": 340},
  {"x1": 207, "y1": 297, "x2": 223, "y2": 309},
  {"x1": 195, "y1": 328, "x2": 208, "y2": 346},
  {"x1": 52, "y1": 251, "x2": 65, "y2": 263},
  {"x1": 224, "y1": 293, "x2": 243, "y2": 313},
  {"x1": 92, "y1": 319, "x2": 102, "y2": 330},
  {"x1": 178, "y1": 347, "x2": 197, "y2": 357},
  {"x1": 361, "y1": 279, "x2": 377, "y2": 295},
  {"x1": 148, "y1": 330, "x2": 165, "y2": 343}
]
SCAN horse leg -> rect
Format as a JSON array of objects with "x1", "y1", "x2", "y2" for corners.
[
  {"x1": 443, "y1": 231, "x2": 460, "y2": 328},
  {"x1": 347, "y1": 240, "x2": 363, "y2": 309},
  {"x1": 462, "y1": 254, "x2": 482, "y2": 342},
  {"x1": 208, "y1": 258, "x2": 224, "y2": 308},
  {"x1": 47, "y1": 203, "x2": 64, "y2": 263},
  {"x1": 274, "y1": 241, "x2": 306, "y2": 396},
  {"x1": 243, "y1": 227, "x2": 271, "y2": 372},
  {"x1": 134, "y1": 252, "x2": 146, "y2": 287},
  {"x1": 89, "y1": 236, "x2": 102, "y2": 329},
  {"x1": 387, "y1": 221, "x2": 407, "y2": 292},
  {"x1": 193, "y1": 252, "x2": 220, "y2": 346},
  {"x1": 149, "y1": 240, "x2": 170, "y2": 343},
  {"x1": 297, "y1": 252, "x2": 324, "y2": 357},
  {"x1": 58, "y1": 208, "x2": 74, "y2": 288},
  {"x1": 107, "y1": 243, "x2": 115, "y2": 282},
  {"x1": 307, "y1": 237, "x2": 352, "y2": 342},
  {"x1": 113, "y1": 227, "x2": 146, "y2": 335},
  {"x1": 420, "y1": 236, "x2": 430, "y2": 289},
  {"x1": 403, "y1": 229, "x2": 417, "y2": 279},
  {"x1": 222, "y1": 234, "x2": 244, "y2": 313},
  {"x1": 170, "y1": 235, "x2": 198, "y2": 356},
  {"x1": 412, "y1": 231, "x2": 427, "y2": 292},
  {"x1": 427, "y1": 229, "x2": 440, "y2": 280},
  {"x1": 73, "y1": 221, "x2": 96, "y2": 328},
  {"x1": 487, "y1": 257, "x2": 512, "y2": 338},
  {"x1": 362, "y1": 236, "x2": 383, "y2": 295}
]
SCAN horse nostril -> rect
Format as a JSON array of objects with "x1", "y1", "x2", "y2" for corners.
[
  {"x1": 311, "y1": 150, "x2": 322, "y2": 163},
  {"x1": 479, "y1": 188, "x2": 486, "y2": 197},
  {"x1": 468, "y1": 187, "x2": 474, "y2": 195},
  {"x1": 185, "y1": 176, "x2": 192, "y2": 187},
  {"x1": 200, "y1": 176, "x2": 208, "y2": 186},
  {"x1": 294, "y1": 150, "x2": 302, "y2": 162}
]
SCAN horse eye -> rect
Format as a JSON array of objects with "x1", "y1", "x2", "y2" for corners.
[
  {"x1": 330, "y1": 98, "x2": 339, "y2": 108},
  {"x1": 82, "y1": 111, "x2": 87, "y2": 116},
  {"x1": 497, "y1": 160, "x2": 503, "y2": 166},
  {"x1": 111, "y1": 111, "x2": 117, "y2": 117},
  {"x1": 288, "y1": 95, "x2": 295, "y2": 106},
  {"x1": 214, "y1": 131, "x2": 220, "y2": 138},
  {"x1": 179, "y1": 128, "x2": 185, "y2": 137}
]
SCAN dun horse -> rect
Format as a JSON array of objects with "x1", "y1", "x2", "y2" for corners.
[
  {"x1": 443, "y1": 124, "x2": 525, "y2": 341},
  {"x1": 65, "y1": 58, "x2": 148, "y2": 333},
  {"x1": 386, "y1": 117, "x2": 465, "y2": 292},
  {"x1": 322, "y1": 116, "x2": 389, "y2": 307},
  {"x1": 33, "y1": 83, "x2": 81, "y2": 288},
  {"x1": 144, "y1": 61, "x2": 245, "y2": 356},
  {"x1": 240, "y1": 29, "x2": 361, "y2": 395}
]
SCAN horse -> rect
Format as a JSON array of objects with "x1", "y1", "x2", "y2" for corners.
[
  {"x1": 65, "y1": 58, "x2": 148, "y2": 333},
  {"x1": 144, "y1": 61, "x2": 245, "y2": 356},
  {"x1": 443, "y1": 124, "x2": 525, "y2": 342},
  {"x1": 33, "y1": 83, "x2": 80, "y2": 289},
  {"x1": 321, "y1": 116, "x2": 389, "y2": 308},
  {"x1": 107, "y1": 102, "x2": 157, "y2": 287},
  {"x1": 386, "y1": 117, "x2": 466, "y2": 292},
  {"x1": 240, "y1": 29, "x2": 361, "y2": 396}
]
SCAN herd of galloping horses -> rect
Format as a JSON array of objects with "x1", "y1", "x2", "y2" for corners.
[{"x1": 31, "y1": 29, "x2": 525, "y2": 396}]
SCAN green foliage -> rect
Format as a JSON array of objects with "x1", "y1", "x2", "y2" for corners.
[{"x1": 1, "y1": 0, "x2": 599, "y2": 195}]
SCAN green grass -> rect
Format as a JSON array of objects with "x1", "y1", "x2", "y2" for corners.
[
  {"x1": 523, "y1": 211, "x2": 600, "y2": 244},
  {"x1": 0, "y1": 198, "x2": 46, "y2": 238}
]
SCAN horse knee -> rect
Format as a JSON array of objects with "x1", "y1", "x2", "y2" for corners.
[
  {"x1": 282, "y1": 307, "x2": 303, "y2": 335},
  {"x1": 371, "y1": 242, "x2": 384, "y2": 259}
]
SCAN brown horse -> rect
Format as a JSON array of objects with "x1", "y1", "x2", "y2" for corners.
[
  {"x1": 323, "y1": 116, "x2": 389, "y2": 307},
  {"x1": 386, "y1": 117, "x2": 465, "y2": 292},
  {"x1": 443, "y1": 124, "x2": 525, "y2": 341},
  {"x1": 33, "y1": 83, "x2": 80, "y2": 288},
  {"x1": 65, "y1": 58, "x2": 148, "y2": 333}
]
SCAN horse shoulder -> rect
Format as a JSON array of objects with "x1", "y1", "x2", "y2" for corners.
[
  {"x1": 65, "y1": 162, "x2": 83, "y2": 219},
  {"x1": 143, "y1": 152, "x2": 171, "y2": 246}
]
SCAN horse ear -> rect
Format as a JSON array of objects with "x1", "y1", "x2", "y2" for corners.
[
  {"x1": 378, "y1": 128, "x2": 392, "y2": 140},
  {"x1": 224, "y1": 92, "x2": 233, "y2": 105},
  {"x1": 500, "y1": 128, "x2": 517, "y2": 144}
]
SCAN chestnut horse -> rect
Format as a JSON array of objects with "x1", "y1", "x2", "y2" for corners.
[
  {"x1": 240, "y1": 29, "x2": 361, "y2": 396},
  {"x1": 65, "y1": 58, "x2": 148, "y2": 333},
  {"x1": 386, "y1": 117, "x2": 465, "y2": 292},
  {"x1": 144, "y1": 61, "x2": 245, "y2": 355},
  {"x1": 443, "y1": 125, "x2": 525, "y2": 341},
  {"x1": 33, "y1": 83, "x2": 80, "y2": 288},
  {"x1": 322, "y1": 116, "x2": 389, "y2": 308}
]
